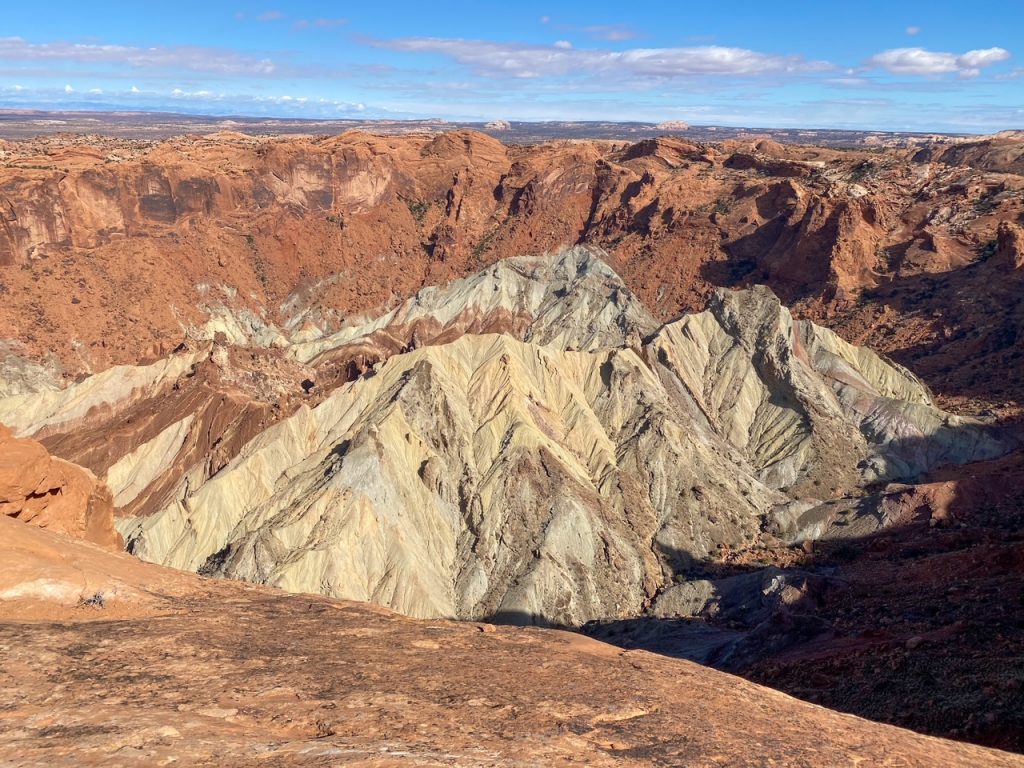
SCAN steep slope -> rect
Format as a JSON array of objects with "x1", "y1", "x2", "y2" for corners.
[
  {"x1": 650, "y1": 286, "x2": 1012, "y2": 493},
  {"x1": 2, "y1": 129, "x2": 1022, "y2": 413},
  {"x1": 290, "y1": 246, "x2": 658, "y2": 375},
  {"x1": 0, "y1": 248, "x2": 656, "y2": 528},
  {"x1": 2, "y1": 516, "x2": 1022, "y2": 768},
  {"x1": 122, "y1": 332, "x2": 780, "y2": 624},
  {"x1": 66, "y1": 251, "x2": 1007, "y2": 627}
]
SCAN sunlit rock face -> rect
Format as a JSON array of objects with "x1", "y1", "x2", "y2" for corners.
[{"x1": 7, "y1": 249, "x2": 997, "y2": 625}]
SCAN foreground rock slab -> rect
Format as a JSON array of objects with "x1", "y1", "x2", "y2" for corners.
[{"x1": 0, "y1": 518, "x2": 1021, "y2": 767}]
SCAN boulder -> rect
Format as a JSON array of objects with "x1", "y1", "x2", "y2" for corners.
[{"x1": 0, "y1": 424, "x2": 121, "y2": 550}]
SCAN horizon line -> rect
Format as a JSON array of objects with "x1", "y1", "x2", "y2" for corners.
[{"x1": 0, "y1": 106, "x2": 992, "y2": 137}]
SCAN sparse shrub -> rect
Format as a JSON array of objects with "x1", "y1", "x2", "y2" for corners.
[
  {"x1": 849, "y1": 161, "x2": 876, "y2": 183},
  {"x1": 973, "y1": 192, "x2": 998, "y2": 215},
  {"x1": 406, "y1": 199, "x2": 429, "y2": 223},
  {"x1": 78, "y1": 592, "x2": 105, "y2": 609},
  {"x1": 473, "y1": 231, "x2": 497, "y2": 260}
]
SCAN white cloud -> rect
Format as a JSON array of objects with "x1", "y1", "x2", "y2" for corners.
[
  {"x1": 0, "y1": 83, "x2": 379, "y2": 118},
  {"x1": 130, "y1": 85, "x2": 140, "y2": 93},
  {"x1": 906, "y1": 26, "x2": 921, "y2": 36},
  {"x1": 63, "y1": 83, "x2": 73, "y2": 93},
  {"x1": 554, "y1": 40, "x2": 572, "y2": 50},
  {"x1": 958, "y1": 47, "x2": 1011, "y2": 69},
  {"x1": 155, "y1": 88, "x2": 363, "y2": 111},
  {"x1": 88, "y1": 87, "x2": 103, "y2": 94},
  {"x1": 0, "y1": 36, "x2": 279, "y2": 75},
  {"x1": 867, "y1": 46, "x2": 1011, "y2": 77},
  {"x1": 374, "y1": 37, "x2": 831, "y2": 80}
]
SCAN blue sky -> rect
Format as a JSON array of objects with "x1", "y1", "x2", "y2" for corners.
[{"x1": 0, "y1": 1, "x2": 1021, "y2": 132}]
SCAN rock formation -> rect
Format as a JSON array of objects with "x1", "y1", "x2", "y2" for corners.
[
  {"x1": 3, "y1": 514, "x2": 1019, "y2": 767},
  {"x1": 2, "y1": 250, "x2": 1007, "y2": 628},
  {"x1": 0, "y1": 425, "x2": 120, "y2": 550},
  {"x1": 2, "y1": 127, "x2": 1024, "y2": 755},
  {"x1": 1, "y1": 129, "x2": 1022, "y2": 415}
]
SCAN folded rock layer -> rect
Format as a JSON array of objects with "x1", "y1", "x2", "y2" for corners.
[{"x1": 1, "y1": 249, "x2": 1003, "y2": 625}]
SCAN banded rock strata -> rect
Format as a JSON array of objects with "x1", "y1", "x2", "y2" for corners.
[
  {"x1": 3, "y1": 129, "x2": 1023, "y2": 418},
  {"x1": 1, "y1": 249, "x2": 1009, "y2": 626}
]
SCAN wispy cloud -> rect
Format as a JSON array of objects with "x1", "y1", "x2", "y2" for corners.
[
  {"x1": 255, "y1": 10, "x2": 284, "y2": 22},
  {"x1": 149, "y1": 86, "x2": 366, "y2": 112},
  {"x1": 867, "y1": 46, "x2": 1011, "y2": 77},
  {"x1": 533, "y1": 17, "x2": 639, "y2": 41},
  {"x1": 0, "y1": 83, "x2": 373, "y2": 116},
  {"x1": 372, "y1": 37, "x2": 832, "y2": 80},
  {"x1": 906, "y1": 26, "x2": 921, "y2": 36},
  {"x1": 0, "y1": 36, "x2": 279, "y2": 75},
  {"x1": 581, "y1": 24, "x2": 638, "y2": 42},
  {"x1": 293, "y1": 18, "x2": 348, "y2": 31}
]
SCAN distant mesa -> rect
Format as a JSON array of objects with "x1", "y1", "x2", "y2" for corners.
[
  {"x1": 656, "y1": 120, "x2": 690, "y2": 131},
  {"x1": 485, "y1": 119, "x2": 512, "y2": 131}
]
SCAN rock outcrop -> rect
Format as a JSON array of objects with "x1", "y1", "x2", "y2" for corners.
[
  {"x1": 289, "y1": 246, "x2": 660, "y2": 386},
  {"x1": 0, "y1": 425, "x2": 120, "y2": 550},
  {"x1": 997, "y1": 220, "x2": 1024, "y2": 270},
  {"x1": 3, "y1": 514, "x2": 1019, "y2": 767},
  {"x1": 2, "y1": 129, "x2": 1022, "y2": 416},
  {"x1": 39, "y1": 250, "x2": 998, "y2": 626},
  {"x1": 0, "y1": 251, "x2": 1011, "y2": 625}
]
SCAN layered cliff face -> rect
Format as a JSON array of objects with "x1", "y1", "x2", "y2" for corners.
[
  {"x1": 2, "y1": 130, "x2": 1022, "y2": 414},
  {"x1": 2, "y1": 129, "x2": 1023, "y2": 756},
  {"x1": 0, "y1": 248, "x2": 660, "y2": 531},
  {"x1": 2, "y1": 249, "x2": 1010, "y2": 626}
]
